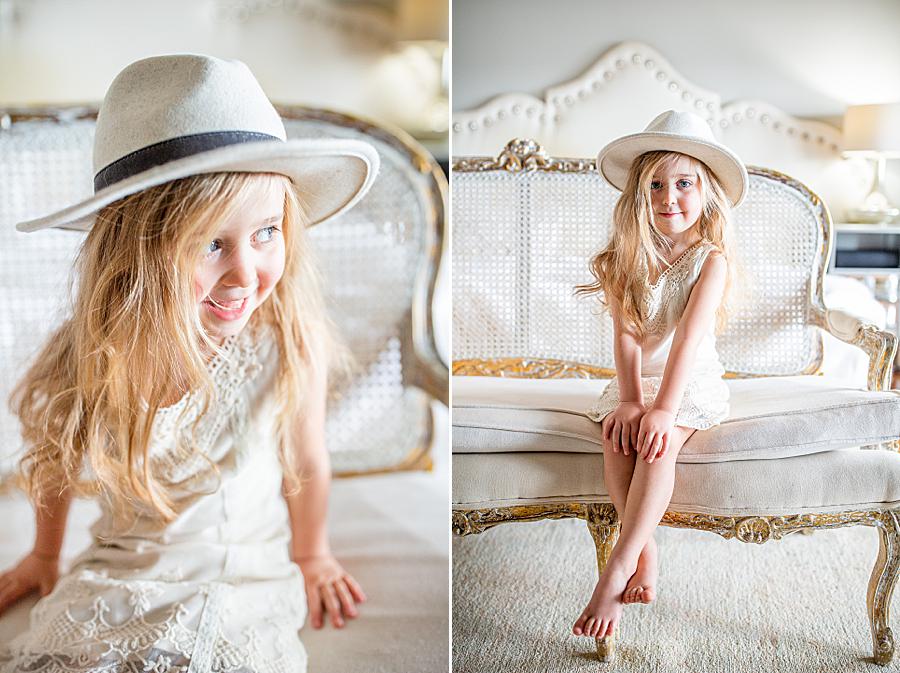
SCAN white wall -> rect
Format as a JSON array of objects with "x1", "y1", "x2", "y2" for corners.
[
  {"x1": 0, "y1": 0, "x2": 447, "y2": 137},
  {"x1": 452, "y1": 0, "x2": 900, "y2": 120},
  {"x1": 452, "y1": 0, "x2": 900, "y2": 211}
]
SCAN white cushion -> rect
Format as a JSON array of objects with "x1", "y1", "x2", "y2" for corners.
[
  {"x1": 453, "y1": 375, "x2": 900, "y2": 463},
  {"x1": 452, "y1": 449, "x2": 900, "y2": 515}
]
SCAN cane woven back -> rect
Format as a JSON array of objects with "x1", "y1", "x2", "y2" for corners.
[
  {"x1": 0, "y1": 106, "x2": 446, "y2": 482},
  {"x1": 452, "y1": 140, "x2": 829, "y2": 378}
]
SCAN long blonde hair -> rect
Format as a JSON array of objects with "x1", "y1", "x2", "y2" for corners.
[
  {"x1": 576, "y1": 151, "x2": 735, "y2": 336},
  {"x1": 12, "y1": 172, "x2": 344, "y2": 522}
]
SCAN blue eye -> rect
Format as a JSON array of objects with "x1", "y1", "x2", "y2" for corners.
[
  {"x1": 205, "y1": 240, "x2": 221, "y2": 256},
  {"x1": 650, "y1": 181, "x2": 662, "y2": 190},
  {"x1": 678, "y1": 179, "x2": 693, "y2": 188},
  {"x1": 256, "y1": 225, "x2": 279, "y2": 243}
]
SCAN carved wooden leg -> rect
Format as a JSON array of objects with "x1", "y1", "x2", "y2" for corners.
[
  {"x1": 869, "y1": 509, "x2": 900, "y2": 665},
  {"x1": 585, "y1": 503, "x2": 620, "y2": 662}
]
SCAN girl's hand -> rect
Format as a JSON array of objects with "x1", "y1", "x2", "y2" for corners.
[
  {"x1": 637, "y1": 408, "x2": 676, "y2": 463},
  {"x1": 0, "y1": 551, "x2": 59, "y2": 615},
  {"x1": 295, "y1": 554, "x2": 367, "y2": 629},
  {"x1": 601, "y1": 401, "x2": 645, "y2": 455}
]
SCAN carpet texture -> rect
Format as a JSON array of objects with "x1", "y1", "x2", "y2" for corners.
[{"x1": 452, "y1": 517, "x2": 900, "y2": 673}]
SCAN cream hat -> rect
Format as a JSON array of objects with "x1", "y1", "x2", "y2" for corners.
[
  {"x1": 597, "y1": 109, "x2": 748, "y2": 208},
  {"x1": 16, "y1": 54, "x2": 379, "y2": 232}
]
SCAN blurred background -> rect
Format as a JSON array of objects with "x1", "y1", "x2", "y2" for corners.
[{"x1": 0, "y1": 0, "x2": 448, "y2": 165}]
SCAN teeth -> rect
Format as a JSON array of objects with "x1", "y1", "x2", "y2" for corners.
[{"x1": 208, "y1": 297, "x2": 244, "y2": 310}]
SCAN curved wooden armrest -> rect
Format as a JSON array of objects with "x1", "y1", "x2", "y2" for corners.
[{"x1": 811, "y1": 307, "x2": 897, "y2": 392}]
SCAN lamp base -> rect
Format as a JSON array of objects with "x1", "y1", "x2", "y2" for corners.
[{"x1": 846, "y1": 206, "x2": 900, "y2": 225}]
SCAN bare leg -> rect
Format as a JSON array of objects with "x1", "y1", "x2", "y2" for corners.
[
  {"x1": 573, "y1": 426, "x2": 694, "y2": 638},
  {"x1": 602, "y1": 440, "x2": 657, "y2": 605}
]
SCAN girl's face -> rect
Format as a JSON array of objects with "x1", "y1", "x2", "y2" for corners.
[
  {"x1": 649, "y1": 155, "x2": 703, "y2": 239},
  {"x1": 194, "y1": 180, "x2": 287, "y2": 343}
]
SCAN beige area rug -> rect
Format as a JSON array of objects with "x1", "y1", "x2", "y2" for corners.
[{"x1": 452, "y1": 517, "x2": 900, "y2": 673}]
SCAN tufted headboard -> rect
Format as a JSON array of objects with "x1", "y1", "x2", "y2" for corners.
[{"x1": 451, "y1": 41, "x2": 870, "y2": 222}]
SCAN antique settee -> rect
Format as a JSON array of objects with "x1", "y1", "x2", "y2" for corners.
[
  {"x1": 451, "y1": 137, "x2": 900, "y2": 665},
  {"x1": 451, "y1": 41, "x2": 900, "y2": 666}
]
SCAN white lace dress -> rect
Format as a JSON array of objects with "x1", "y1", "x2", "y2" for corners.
[
  {"x1": 0, "y1": 325, "x2": 308, "y2": 673},
  {"x1": 586, "y1": 240, "x2": 730, "y2": 430}
]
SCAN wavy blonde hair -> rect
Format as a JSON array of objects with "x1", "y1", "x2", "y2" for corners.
[
  {"x1": 576, "y1": 151, "x2": 736, "y2": 337},
  {"x1": 12, "y1": 172, "x2": 345, "y2": 522}
]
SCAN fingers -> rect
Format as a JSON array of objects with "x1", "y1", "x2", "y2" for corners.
[
  {"x1": 656, "y1": 433, "x2": 670, "y2": 461},
  {"x1": 344, "y1": 574, "x2": 367, "y2": 603},
  {"x1": 321, "y1": 582, "x2": 344, "y2": 628},
  {"x1": 602, "y1": 417, "x2": 613, "y2": 442},
  {"x1": 334, "y1": 579, "x2": 358, "y2": 619},
  {"x1": 611, "y1": 421, "x2": 622, "y2": 453},
  {"x1": 0, "y1": 577, "x2": 28, "y2": 614},
  {"x1": 640, "y1": 431, "x2": 654, "y2": 460},
  {"x1": 646, "y1": 434, "x2": 663, "y2": 463},
  {"x1": 307, "y1": 582, "x2": 324, "y2": 629}
]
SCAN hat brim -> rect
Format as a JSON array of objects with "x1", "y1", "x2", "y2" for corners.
[
  {"x1": 16, "y1": 138, "x2": 379, "y2": 232},
  {"x1": 597, "y1": 132, "x2": 748, "y2": 208}
]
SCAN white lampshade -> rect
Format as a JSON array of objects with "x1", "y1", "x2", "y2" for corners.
[{"x1": 843, "y1": 103, "x2": 900, "y2": 157}]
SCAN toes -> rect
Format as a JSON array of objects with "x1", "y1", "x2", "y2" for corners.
[
  {"x1": 573, "y1": 614, "x2": 587, "y2": 635},
  {"x1": 641, "y1": 588, "x2": 656, "y2": 604},
  {"x1": 605, "y1": 619, "x2": 616, "y2": 638},
  {"x1": 583, "y1": 617, "x2": 596, "y2": 638}
]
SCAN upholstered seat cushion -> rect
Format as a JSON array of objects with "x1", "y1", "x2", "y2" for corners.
[
  {"x1": 453, "y1": 375, "x2": 900, "y2": 463},
  {"x1": 452, "y1": 449, "x2": 900, "y2": 515}
]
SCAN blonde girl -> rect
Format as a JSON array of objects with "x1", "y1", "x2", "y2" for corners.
[
  {"x1": 573, "y1": 110, "x2": 747, "y2": 640},
  {"x1": 0, "y1": 54, "x2": 378, "y2": 672}
]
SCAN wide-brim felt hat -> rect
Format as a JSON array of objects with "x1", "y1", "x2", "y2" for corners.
[
  {"x1": 17, "y1": 53, "x2": 379, "y2": 233},
  {"x1": 597, "y1": 109, "x2": 748, "y2": 208}
]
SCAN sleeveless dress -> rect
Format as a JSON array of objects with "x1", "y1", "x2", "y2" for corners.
[
  {"x1": 586, "y1": 240, "x2": 730, "y2": 430},
  {"x1": 0, "y1": 324, "x2": 308, "y2": 673}
]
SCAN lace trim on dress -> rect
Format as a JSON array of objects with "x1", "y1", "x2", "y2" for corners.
[
  {"x1": 585, "y1": 376, "x2": 729, "y2": 431},
  {"x1": 0, "y1": 570, "x2": 307, "y2": 673},
  {"x1": 643, "y1": 242, "x2": 711, "y2": 336},
  {"x1": 149, "y1": 325, "x2": 272, "y2": 486}
]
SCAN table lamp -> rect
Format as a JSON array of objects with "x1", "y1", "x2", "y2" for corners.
[{"x1": 843, "y1": 103, "x2": 900, "y2": 224}]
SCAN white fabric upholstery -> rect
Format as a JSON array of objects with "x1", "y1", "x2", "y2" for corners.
[
  {"x1": 453, "y1": 375, "x2": 900, "y2": 463},
  {"x1": 452, "y1": 449, "x2": 900, "y2": 516}
]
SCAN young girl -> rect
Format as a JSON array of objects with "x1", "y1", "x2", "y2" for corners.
[
  {"x1": 0, "y1": 54, "x2": 379, "y2": 672},
  {"x1": 573, "y1": 110, "x2": 747, "y2": 640}
]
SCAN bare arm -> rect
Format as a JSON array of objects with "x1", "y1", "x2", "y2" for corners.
[
  {"x1": 652, "y1": 252, "x2": 727, "y2": 414},
  {"x1": 636, "y1": 252, "x2": 727, "y2": 461},
  {"x1": 282, "y1": 358, "x2": 365, "y2": 629},
  {"x1": 283, "y1": 366, "x2": 332, "y2": 561},
  {"x1": 611, "y1": 301, "x2": 643, "y2": 405},
  {"x1": 33, "y1": 483, "x2": 73, "y2": 560},
  {"x1": 0, "y1": 479, "x2": 71, "y2": 614},
  {"x1": 601, "y1": 302, "x2": 645, "y2": 454}
]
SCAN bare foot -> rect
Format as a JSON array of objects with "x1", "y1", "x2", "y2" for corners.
[
  {"x1": 623, "y1": 536, "x2": 657, "y2": 605},
  {"x1": 572, "y1": 561, "x2": 631, "y2": 639}
]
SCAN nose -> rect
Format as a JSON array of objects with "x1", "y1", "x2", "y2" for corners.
[
  {"x1": 222, "y1": 245, "x2": 256, "y2": 289},
  {"x1": 662, "y1": 183, "x2": 678, "y2": 206}
]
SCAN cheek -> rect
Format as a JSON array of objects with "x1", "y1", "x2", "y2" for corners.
[
  {"x1": 193, "y1": 273, "x2": 211, "y2": 302},
  {"x1": 258, "y1": 248, "x2": 286, "y2": 293}
]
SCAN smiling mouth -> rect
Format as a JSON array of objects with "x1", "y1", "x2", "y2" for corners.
[{"x1": 205, "y1": 296, "x2": 248, "y2": 310}]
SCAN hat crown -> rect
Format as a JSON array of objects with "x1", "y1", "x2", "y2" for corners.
[
  {"x1": 93, "y1": 54, "x2": 286, "y2": 175},
  {"x1": 643, "y1": 109, "x2": 717, "y2": 143}
]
